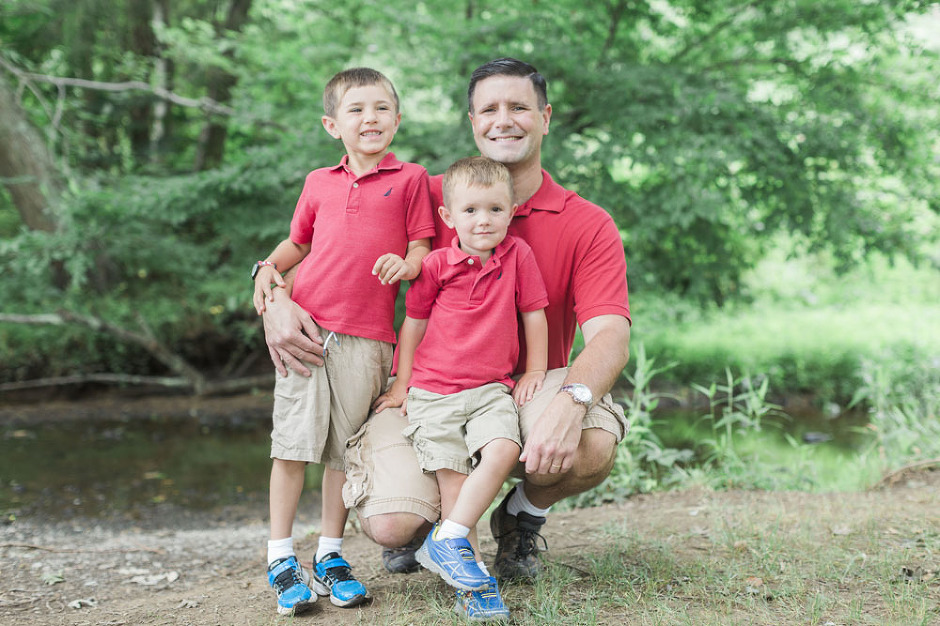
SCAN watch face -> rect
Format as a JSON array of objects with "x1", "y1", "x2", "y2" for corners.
[{"x1": 563, "y1": 384, "x2": 592, "y2": 405}]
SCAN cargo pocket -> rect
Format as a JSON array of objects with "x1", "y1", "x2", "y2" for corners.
[{"x1": 341, "y1": 423, "x2": 369, "y2": 509}]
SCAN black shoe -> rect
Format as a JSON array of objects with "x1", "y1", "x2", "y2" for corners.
[
  {"x1": 489, "y1": 486, "x2": 548, "y2": 581},
  {"x1": 381, "y1": 534, "x2": 423, "y2": 574}
]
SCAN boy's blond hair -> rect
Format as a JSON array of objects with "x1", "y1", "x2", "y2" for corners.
[
  {"x1": 442, "y1": 156, "x2": 515, "y2": 208},
  {"x1": 323, "y1": 67, "x2": 400, "y2": 118}
]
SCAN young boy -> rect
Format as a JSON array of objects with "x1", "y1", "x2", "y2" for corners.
[
  {"x1": 251, "y1": 67, "x2": 435, "y2": 615},
  {"x1": 373, "y1": 156, "x2": 548, "y2": 620}
]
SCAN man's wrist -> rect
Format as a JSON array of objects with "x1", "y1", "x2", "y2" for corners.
[{"x1": 558, "y1": 383, "x2": 593, "y2": 407}]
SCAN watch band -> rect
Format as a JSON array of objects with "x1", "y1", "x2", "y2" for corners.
[{"x1": 250, "y1": 260, "x2": 277, "y2": 281}]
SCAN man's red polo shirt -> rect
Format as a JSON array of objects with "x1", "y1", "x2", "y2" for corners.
[
  {"x1": 406, "y1": 235, "x2": 548, "y2": 395},
  {"x1": 430, "y1": 170, "x2": 630, "y2": 373},
  {"x1": 290, "y1": 152, "x2": 436, "y2": 344}
]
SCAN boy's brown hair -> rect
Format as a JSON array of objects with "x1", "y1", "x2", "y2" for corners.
[
  {"x1": 442, "y1": 156, "x2": 515, "y2": 208},
  {"x1": 323, "y1": 67, "x2": 400, "y2": 118}
]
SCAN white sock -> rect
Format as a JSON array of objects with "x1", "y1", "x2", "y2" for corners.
[
  {"x1": 316, "y1": 536, "x2": 344, "y2": 563},
  {"x1": 267, "y1": 537, "x2": 295, "y2": 565},
  {"x1": 436, "y1": 519, "x2": 471, "y2": 540},
  {"x1": 506, "y1": 483, "x2": 551, "y2": 518},
  {"x1": 478, "y1": 561, "x2": 491, "y2": 577}
]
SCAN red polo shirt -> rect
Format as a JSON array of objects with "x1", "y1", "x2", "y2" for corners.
[
  {"x1": 290, "y1": 153, "x2": 436, "y2": 344},
  {"x1": 430, "y1": 170, "x2": 630, "y2": 373},
  {"x1": 406, "y1": 235, "x2": 548, "y2": 395}
]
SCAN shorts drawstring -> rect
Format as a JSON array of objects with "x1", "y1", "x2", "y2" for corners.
[{"x1": 323, "y1": 331, "x2": 340, "y2": 356}]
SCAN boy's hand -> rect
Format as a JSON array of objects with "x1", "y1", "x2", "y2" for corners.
[
  {"x1": 372, "y1": 253, "x2": 419, "y2": 285},
  {"x1": 253, "y1": 266, "x2": 286, "y2": 314},
  {"x1": 372, "y1": 381, "x2": 409, "y2": 415},
  {"x1": 513, "y1": 370, "x2": 546, "y2": 407}
]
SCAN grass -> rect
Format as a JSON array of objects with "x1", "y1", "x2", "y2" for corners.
[
  {"x1": 634, "y1": 251, "x2": 940, "y2": 404},
  {"x1": 280, "y1": 481, "x2": 940, "y2": 626}
]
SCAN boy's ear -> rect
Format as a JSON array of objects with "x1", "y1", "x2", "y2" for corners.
[
  {"x1": 438, "y1": 205, "x2": 455, "y2": 228},
  {"x1": 510, "y1": 204, "x2": 518, "y2": 218},
  {"x1": 321, "y1": 116, "x2": 341, "y2": 139}
]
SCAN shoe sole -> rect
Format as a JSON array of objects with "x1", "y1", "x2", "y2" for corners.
[{"x1": 415, "y1": 543, "x2": 489, "y2": 592}]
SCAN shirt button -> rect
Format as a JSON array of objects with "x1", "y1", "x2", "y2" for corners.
[
  {"x1": 467, "y1": 259, "x2": 474, "y2": 265},
  {"x1": 352, "y1": 182, "x2": 359, "y2": 188}
]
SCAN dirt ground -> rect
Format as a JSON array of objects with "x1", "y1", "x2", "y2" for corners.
[{"x1": 2, "y1": 392, "x2": 938, "y2": 625}]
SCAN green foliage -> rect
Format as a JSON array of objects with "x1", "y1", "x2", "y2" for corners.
[
  {"x1": 1, "y1": 0, "x2": 939, "y2": 381},
  {"x1": 568, "y1": 344, "x2": 693, "y2": 507},
  {"x1": 851, "y1": 347, "x2": 940, "y2": 472}
]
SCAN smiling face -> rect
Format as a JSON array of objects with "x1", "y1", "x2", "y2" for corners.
[
  {"x1": 440, "y1": 180, "x2": 516, "y2": 264},
  {"x1": 468, "y1": 75, "x2": 552, "y2": 171},
  {"x1": 322, "y1": 83, "x2": 401, "y2": 170}
]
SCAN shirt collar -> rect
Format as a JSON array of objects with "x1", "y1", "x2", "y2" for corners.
[
  {"x1": 513, "y1": 169, "x2": 566, "y2": 217},
  {"x1": 445, "y1": 234, "x2": 517, "y2": 266},
  {"x1": 328, "y1": 152, "x2": 402, "y2": 175}
]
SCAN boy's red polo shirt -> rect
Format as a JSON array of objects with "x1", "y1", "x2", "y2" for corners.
[
  {"x1": 290, "y1": 152, "x2": 436, "y2": 344},
  {"x1": 406, "y1": 235, "x2": 548, "y2": 395},
  {"x1": 429, "y1": 171, "x2": 631, "y2": 373}
]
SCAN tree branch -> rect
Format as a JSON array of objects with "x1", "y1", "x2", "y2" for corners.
[
  {"x1": 670, "y1": 0, "x2": 768, "y2": 64},
  {"x1": 0, "y1": 311, "x2": 207, "y2": 394},
  {"x1": 0, "y1": 57, "x2": 234, "y2": 116},
  {"x1": 0, "y1": 311, "x2": 275, "y2": 396}
]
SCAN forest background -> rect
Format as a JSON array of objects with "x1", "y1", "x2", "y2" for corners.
[{"x1": 1, "y1": 0, "x2": 938, "y2": 489}]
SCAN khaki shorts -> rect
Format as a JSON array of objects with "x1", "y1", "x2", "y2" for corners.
[
  {"x1": 271, "y1": 328, "x2": 393, "y2": 470},
  {"x1": 342, "y1": 367, "x2": 628, "y2": 521},
  {"x1": 404, "y1": 383, "x2": 521, "y2": 475}
]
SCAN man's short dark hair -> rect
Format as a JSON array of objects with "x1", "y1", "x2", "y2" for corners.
[{"x1": 467, "y1": 58, "x2": 548, "y2": 113}]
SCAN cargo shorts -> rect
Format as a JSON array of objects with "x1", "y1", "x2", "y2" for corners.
[
  {"x1": 342, "y1": 367, "x2": 628, "y2": 521},
  {"x1": 270, "y1": 328, "x2": 393, "y2": 471},
  {"x1": 403, "y1": 383, "x2": 522, "y2": 475}
]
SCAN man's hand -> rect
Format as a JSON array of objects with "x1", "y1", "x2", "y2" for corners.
[
  {"x1": 519, "y1": 393, "x2": 583, "y2": 475},
  {"x1": 372, "y1": 253, "x2": 419, "y2": 285},
  {"x1": 261, "y1": 290, "x2": 324, "y2": 377},
  {"x1": 512, "y1": 370, "x2": 545, "y2": 407},
  {"x1": 372, "y1": 380, "x2": 409, "y2": 415}
]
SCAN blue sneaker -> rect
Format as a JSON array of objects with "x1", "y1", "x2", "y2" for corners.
[
  {"x1": 266, "y1": 556, "x2": 316, "y2": 616},
  {"x1": 312, "y1": 552, "x2": 369, "y2": 607},
  {"x1": 454, "y1": 576, "x2": 510, "y2": 622},
  {"x1": 416, "y1": 524, "x2": 490, "y2": 591}
]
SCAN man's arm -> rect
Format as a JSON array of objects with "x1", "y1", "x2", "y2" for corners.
[
  {"x1": 519, "y1": 314, "x2": 630, "y2": 475},
  {"x1": 260, "y1": 265, "x2": 324, "y2": 377}
]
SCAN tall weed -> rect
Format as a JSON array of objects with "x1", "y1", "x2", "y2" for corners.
[{"x1": 851, "y1": 348, "x2": 940, "y2": 472}]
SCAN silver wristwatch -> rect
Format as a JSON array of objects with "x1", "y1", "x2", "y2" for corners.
[{"x1": 559, "y1": 383, "x2": 593, "y2": 407}]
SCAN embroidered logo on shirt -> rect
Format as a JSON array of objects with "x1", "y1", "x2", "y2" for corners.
[{"x1": 384, "y1": 187, "x2": 393, "y2": 197}]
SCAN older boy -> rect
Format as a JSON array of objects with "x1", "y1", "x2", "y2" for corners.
[
  {"x1": 373, "y1": 156, "x2": 548, "y2": 620},
  {"x1": 251, "y1": 67, "x2": 435, "y2": 615}
]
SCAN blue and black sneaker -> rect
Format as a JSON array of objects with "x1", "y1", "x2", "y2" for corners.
[
  {"x1": 416, "y1": 524, "x2": 490, "y2": 591},
  {"x1": 312, "y1": 552, "x2": 369, "y2": 607},
  {"x1": 454, "y1": 576, "x2": 510, "y2": 622},
  {"x1": 266, "y1": 555, "x2": 316, "y2": 616}
]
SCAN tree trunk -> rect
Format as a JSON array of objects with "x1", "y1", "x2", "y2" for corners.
[
  {"x1": 127, "y1": 0, "x2": 157, "y2": 165},
  {"x1": 193, "y1": 0, "x2": 252, "y2": 171},
  {"x1": 149, "y1": 0, "x2": 172, "y2": 162},
  {"x1": 0, "y1": 72, "x2": 63, "y2": 233}
]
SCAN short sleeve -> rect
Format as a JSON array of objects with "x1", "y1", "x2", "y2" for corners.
[{"x1": 572, "y1": 214, "x2": 631, "y2": 326}]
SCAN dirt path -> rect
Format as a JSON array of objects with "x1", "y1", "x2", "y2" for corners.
[{"x1": 3, "y1": 470, "x2": 938, "y2": 626}]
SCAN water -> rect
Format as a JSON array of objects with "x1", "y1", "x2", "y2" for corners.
[
  {"x1": 2, "y1": 406, "x2": 869, "y2": 521},
  {"x1": 0, "y1": 414, "x2": 321, "y2": 521}
]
